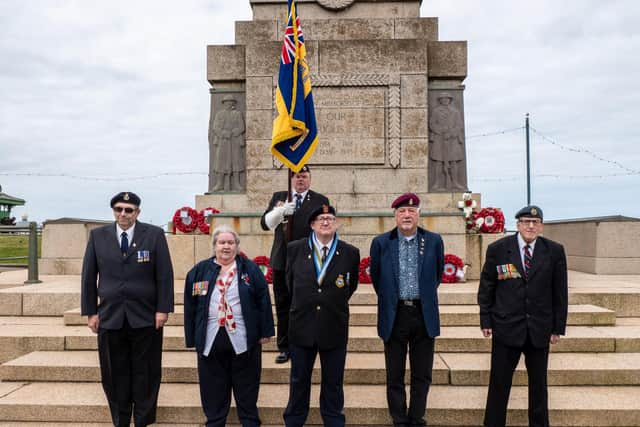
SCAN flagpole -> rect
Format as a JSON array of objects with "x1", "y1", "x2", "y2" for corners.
[{"x1": 285, "y1": 168, "x2": 293, "y2": 243}]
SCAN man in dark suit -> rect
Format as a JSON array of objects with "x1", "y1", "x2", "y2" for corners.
[
  {"x1": 478, "y1": 205, "x2": 568, "y2": 427},
  {"x1": 282, "y1": 205, "x2": 360, "y2": 427},
  {"x1": 260, "y1": 165, "x2": 329, "y2": 363},
  {"x1": 81, "y1": 192, "x2": 174, "y2": 427},
  {"x1": 369, "y1": 193, "x2": 444, "y2": 427}
]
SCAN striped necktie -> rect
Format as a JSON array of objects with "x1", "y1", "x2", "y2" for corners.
[{"x1": 523, "y1": 245, "x2": 533, "y2": 277}]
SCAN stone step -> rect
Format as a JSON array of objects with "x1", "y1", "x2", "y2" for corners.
[
  {"x1": 3, "y1": 350, "x2": 639, "y2": 386},
  {"x1": 1, "y1": 322, "x2": 638, "y2": 365},
  {"x1": 0, "y1": 382, "x2": 638, "y2": 425},
  {"x1": 6, "y1": 276, "x2": 640, "y2": 317},
  {"x1": 61, "y1": 303, "x2": 616, "y2": 327},
  {"x1": 0, "y1": 283, "x2": 474, "y2": 316}
]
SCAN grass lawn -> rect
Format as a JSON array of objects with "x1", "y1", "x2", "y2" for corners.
[{"x1": 0, "y1": 234, "x2": 41, "y2": 265}]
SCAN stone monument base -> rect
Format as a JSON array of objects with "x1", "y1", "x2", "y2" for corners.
[{"x1": 544, "y1": 216, "x2": 640, "y2": 274}]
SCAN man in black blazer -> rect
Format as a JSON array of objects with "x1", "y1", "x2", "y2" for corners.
[
  {"x1": 282, "y1": 205, "x2": 360, "y2": 427},
  {"x1": 81, "y1": 192, "x2": 174, "y2": 427},
  {"x1": 260, "y1": 165, "x2": 329, "y2": 363},
  {"x1": 478, "y1": 205, "x2": 568, "y2": 427}
]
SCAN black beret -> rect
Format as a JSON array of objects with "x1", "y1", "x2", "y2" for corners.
[
  {"x1": 294, "y1": 165, "x2": 310, "y2": 174},
  {"x1": 391, "y1": 193, "x2": 420, "y2": 209},
  {"x1": 515, "y1": 205, "x2": 543, "y2": 220},
  {"x1": 309, "y1": 204, "x2": 336, "y2": 224},
  {"x1": 110, "y1": 192, "x2": 141, "y2": 208}
]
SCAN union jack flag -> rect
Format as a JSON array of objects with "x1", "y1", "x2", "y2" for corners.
[
  {"x1": 281, "y1": 16, "x2": 303, "y2": 65},
  {"x1": 271, "y1": 0, "x2": 318, "y2": 173}
]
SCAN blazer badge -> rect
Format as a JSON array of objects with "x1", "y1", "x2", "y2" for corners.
[
  {"x1": 192, "y1": 281, "x2": 209, "y2": 296},
  {"x1": 496, "y1": 264, "x2": 522, "y2": 280},
  {"x1": 242, "y1": 273, "x2": 250, "y2": 286},
  {"x1": 335, "y1": 274, "x2": 345, "y2": 288},
  {"x1": 136, "y1": 250, "x2": 150, "y2": 263}
]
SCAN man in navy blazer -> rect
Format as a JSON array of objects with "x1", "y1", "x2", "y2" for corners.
[
  {"x1": 81, "y1": 192, "x2": 174, "y2": 427},
  {"x1": 369, "y1": 193, "x2": 444, "y2": 427},
  {"x1": 478, "y1": 205, "x2": 567, "y2": 427}
]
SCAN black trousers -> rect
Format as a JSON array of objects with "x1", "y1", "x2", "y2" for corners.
[
  {"x1": 98, "y1": 318, "x2": 163, "y2": 427},
  {"x1": 384, "y1": 303, "x2": 435, "y2": 427},
  {"x1": 484, "y1": 334, "x2": 550, "y2": 427},
  {"x1": 272, "y1": 269, "x2": 291, "y2": 352},
  {"x1": 283, "y1": 343, "x2": 347, "y2": 427},
  {"x1": 198, "y1": 328, "x2": 262, "y2": 427}
]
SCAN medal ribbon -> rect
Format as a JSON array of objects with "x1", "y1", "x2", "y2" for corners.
[{"x1": 309, "y1": 233, "x2": 338, "y2": 285}]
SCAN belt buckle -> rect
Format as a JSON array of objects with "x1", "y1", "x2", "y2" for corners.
[{"x1": 402, "y1": 300, "x2": 414, "y2": 307}]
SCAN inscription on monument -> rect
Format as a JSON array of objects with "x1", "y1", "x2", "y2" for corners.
[{"x1": 313, "y1": 86, "x2": 385, "y2": 164}]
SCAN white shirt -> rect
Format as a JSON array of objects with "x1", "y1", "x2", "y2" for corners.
[
  {"x1": 116, "y1": 223, "x2": 135, "y2": 247},
  {"x1": 312, "y1": 233, "x2": 334, "y2": 259},
  {"x1": 203, "y1": 260, "x2": 247, "y2": 356},
  {"x1": 291, "y1": 189, "x2": 309, "y2": 204},
  {"x1": 517, "y1": 233, "x2": 537, "y2": 268}
]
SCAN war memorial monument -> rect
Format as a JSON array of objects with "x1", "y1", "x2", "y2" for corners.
[{"x1": 0, "y1": 0, "x2": 639, "y2": 425}]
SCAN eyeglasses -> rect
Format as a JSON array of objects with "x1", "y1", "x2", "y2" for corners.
[
  {"x1": 519, "y1": 219, "x2": 542, "y2": 226},
  {"x1": 113, "y1": 206, "x2": 137, "y2": 214},
  {"x1": 315, "y1": 216, "x2": 336, "y2": 223}
]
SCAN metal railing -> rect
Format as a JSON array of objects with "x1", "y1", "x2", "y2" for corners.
[{"x1": 0, "y1": 222, "x2": 42, "y2": 284}]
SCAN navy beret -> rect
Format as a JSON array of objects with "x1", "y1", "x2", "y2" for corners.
[
  {"x1": 309, "y1": 204, "x2": 336, "y2": 224},
  {"x1": 391, "y1": 193, "x2": 420, "y2": 209},
  {"x1": 515, "y1": 205, "x2": 543, "y2": 220},
  {"x1": 110, "y1": 192, "x2": 141, "y2": 208}
]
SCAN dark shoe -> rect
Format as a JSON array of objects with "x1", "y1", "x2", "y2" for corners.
[{"x1": 275, "y1": 351, "x2": 290, "y2": 363}]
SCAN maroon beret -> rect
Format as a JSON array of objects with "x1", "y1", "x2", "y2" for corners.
[{"x1": 391, "y1": 193, "x2": 420, "y2": 209}]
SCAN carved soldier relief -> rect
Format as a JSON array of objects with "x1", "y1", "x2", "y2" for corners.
[
  {"x1": 428, "y1": 90, "x2": 468, "y2": 192},
  {"x1": 208, "y1": 93, "x2": 246, "y2": 193}
]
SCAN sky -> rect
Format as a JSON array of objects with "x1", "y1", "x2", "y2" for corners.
[{"x1": 1, "y1": 0, "x2": 639, "y2": 229}]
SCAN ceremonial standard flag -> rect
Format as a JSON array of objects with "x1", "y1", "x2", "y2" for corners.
[{"x1": 271, "y1": 0, "x2": 318, "y2": 173}]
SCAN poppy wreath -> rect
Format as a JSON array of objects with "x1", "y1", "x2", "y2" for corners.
[
  {"x1": 197, "y1": 207, "x2": 220, "y2": 234},
  {"x1": 441, "y1": 253, "x2": 465, "y2": 283},
  {"x1": 172, "y1": 206, "x2": 199, "y2": 233},
  {"x1": 359, "y1": 256, "x2": 372, "y2": 284},
  {"x1": 252, "y1": 256, "x2": 273, "y2": 283},
  {"x1": 476, "y1": 207, "x2": 505, "y2": 233}
]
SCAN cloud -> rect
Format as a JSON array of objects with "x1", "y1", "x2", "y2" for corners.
[{"x1": 1, "y1": 0, "x2": 638, "y2": 225}]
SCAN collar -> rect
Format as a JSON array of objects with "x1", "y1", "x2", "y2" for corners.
[
  {"x1": 116, "y1": 223, "x2": 135, "y2": 240},
  {"x1": 313, "y1": 232, "x2": 335, "y2": 253},
  {"x1": 517, "y1": 233, "x2": 537, "y2": 252},
  {"x1": 292, "y1": 189, "x2": 309, "y2": 200},
  {"x1": 396, "y1": 229, "x2": 417, "y2": 242}
]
